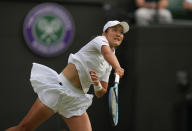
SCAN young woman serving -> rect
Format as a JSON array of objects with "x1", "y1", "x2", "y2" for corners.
[{"x1": 6, "y1": 20, "x2": 129, "y2": 131}]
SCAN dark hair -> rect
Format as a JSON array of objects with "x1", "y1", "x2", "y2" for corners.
[
  {"x1": 105, "y1": 28, "x2": 109, "y2": 33},
  {"x1": 89, "y1": 28, "x2": 109, "y2": 41},
  {"x1": 90, "y1": 35, "x2": 96, "y2": 40}
]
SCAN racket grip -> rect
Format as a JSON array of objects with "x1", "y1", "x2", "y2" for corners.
[{"x1": 115, "y1": 74, "x2": 120, "y2": 83}]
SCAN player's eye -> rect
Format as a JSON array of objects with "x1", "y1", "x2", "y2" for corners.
[{"x1": 112, "y1": 28, "x2": 117, "y2": 32}]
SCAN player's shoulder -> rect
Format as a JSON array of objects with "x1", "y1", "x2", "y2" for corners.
[{"x1": 93, "y1": 35, "x2": 108, "y2": 44}]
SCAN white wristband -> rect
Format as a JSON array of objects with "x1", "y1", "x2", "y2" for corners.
[{"x1": 94, "y1": 82, "x2": 103, "y2": 92}]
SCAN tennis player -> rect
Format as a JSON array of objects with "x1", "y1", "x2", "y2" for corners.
[{"x1": 6, "y1": 20, "x2": 129, "y2": 131}]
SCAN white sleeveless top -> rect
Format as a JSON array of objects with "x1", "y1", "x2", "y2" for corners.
[{"x1": 68, "y1": 35, "x2": 113, "y2": 93}]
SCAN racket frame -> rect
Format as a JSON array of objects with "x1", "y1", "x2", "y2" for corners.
[{"x1": 108, "y1": 74, "x2": 119, "y2": 126}]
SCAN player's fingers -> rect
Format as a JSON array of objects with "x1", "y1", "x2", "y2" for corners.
[
  {"x1": 121, "y1": 68, "x2": 125, "y2": 77},
  {"x1": 89, "y1": 70, "x2": 96, "y2": 75},
  {"x1": 114, "y1": 68, "x2": 124, "y2": 78},
  {"x1": 89, "y1": 71, "x2": 98, "y2": 79},
  {"x1": 90, "y1": 75, "x2": 98, "y2": 80}
]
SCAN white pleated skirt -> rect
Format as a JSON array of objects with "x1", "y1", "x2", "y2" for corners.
[{"x1": 30, "y1": 63, "x2": 93, "y2": 118}]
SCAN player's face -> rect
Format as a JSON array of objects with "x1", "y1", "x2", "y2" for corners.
[{"x1": 103, "y1": 25, "x2": 124, "y2": 48}]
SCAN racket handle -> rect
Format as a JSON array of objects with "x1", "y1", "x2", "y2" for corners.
[{"x1": 115, "y1": 74, "x2": 120, "y2": 83}]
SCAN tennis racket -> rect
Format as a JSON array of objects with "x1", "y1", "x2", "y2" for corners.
[{"x1": 108, "y1": 74, "x2": 120, "y2": 126}]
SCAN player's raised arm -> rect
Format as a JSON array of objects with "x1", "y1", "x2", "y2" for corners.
[
  {"x1": 101, "y1": 20, "x2": 129, "y2": 78},
  {"x1": 101, "y1": 45, "x2": 124, "y2": 78}
]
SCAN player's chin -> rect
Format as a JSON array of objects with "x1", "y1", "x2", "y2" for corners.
[
  {"x1": 110, "y1": 41, "x2": 121, "y2": 48},
  {"x1": 114, "y1": 42, "x2": 121, "y2": 47}
]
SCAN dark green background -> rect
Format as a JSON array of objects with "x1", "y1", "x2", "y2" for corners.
[{"x1": 1, "y1": 1, "x2": 192, "y2": 131}]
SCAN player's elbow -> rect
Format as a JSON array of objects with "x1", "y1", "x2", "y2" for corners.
[
  {"x1": 95, "y1": 93, "x2": 103, "y2": 98},
  {"x1": 95, "y1": 89, "x2": 107, "y2": 98}
]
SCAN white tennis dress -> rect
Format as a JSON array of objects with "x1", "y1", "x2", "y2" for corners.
[
  {"x1": 30, "y1": 35, "x2": 113, "y2": 118},
  {"x1": 30, "y1": 63, "x2": 93, "y2": 118}
]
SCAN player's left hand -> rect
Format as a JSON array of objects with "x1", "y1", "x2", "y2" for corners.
[{"x1": 89, "y1": 70, "x2": 100, "y2": 85}]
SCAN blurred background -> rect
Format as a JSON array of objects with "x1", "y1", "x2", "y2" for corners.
[{"x1": 1, "y1": 0, "x2": 192, "y2": 131}]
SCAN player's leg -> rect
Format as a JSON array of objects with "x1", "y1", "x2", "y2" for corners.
[
  {"x1": 61, "y1": 112, "x2": 92, "y2": 131},
  {"x1": 6, "y1": 98, "x2": 55, "y2": 131}
]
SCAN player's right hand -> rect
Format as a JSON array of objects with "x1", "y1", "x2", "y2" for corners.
[{"x1": 114, "y1": 67, "x2": 124, "y2": 78}]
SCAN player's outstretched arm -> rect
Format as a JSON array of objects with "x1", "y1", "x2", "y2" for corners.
[{"x1": 101, "y1": 45, "x2": 124, "y2": 77}]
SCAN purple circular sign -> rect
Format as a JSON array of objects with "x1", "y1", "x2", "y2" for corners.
[{"x1": 23, "y1": 3, "x2": 75, "y2": 57}]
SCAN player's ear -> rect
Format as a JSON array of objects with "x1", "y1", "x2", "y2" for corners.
[{"x1": 102, "y1": 32, "x2": 108, "y2": 37}]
